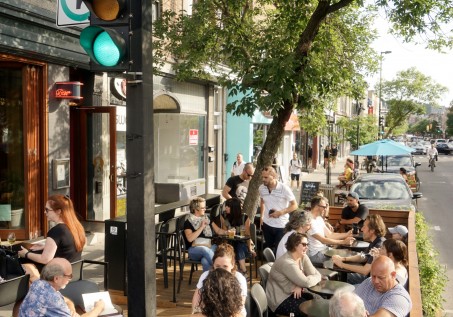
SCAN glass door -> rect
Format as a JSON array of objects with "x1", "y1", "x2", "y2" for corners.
[{"x1": 70, "y1": 107, "x2": 117, "y2": 221}]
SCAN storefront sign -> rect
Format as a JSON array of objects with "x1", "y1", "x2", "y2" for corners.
[
  {"x1": 189, "y1": 129, "x2": 199, "y2": 145},
  {"x1": 111, "y1": 78, "x2": 127, "y2": 100},
  {"x1": 55, "y1": 81, "x2": 83, "y2": 100},
  {"x1": 116, "y1": 106, "x2": 126, "y2": 132}
]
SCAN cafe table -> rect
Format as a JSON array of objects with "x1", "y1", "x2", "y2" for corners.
[
  {"x1": 308, "y1": 279, "x2": 354, "y2": 299},
  {"x1": 323, "y1": 259, "x2": 364, "y2": 282},
  {"x1": 341, "y1": 240, "x2": 370, "y2": 252},
  {"x1": 299, "y1": 298, "x2": 330, "y2": 317},
  {"x1": 323, "y1": 248, "x2": 358, "y2": 258}
]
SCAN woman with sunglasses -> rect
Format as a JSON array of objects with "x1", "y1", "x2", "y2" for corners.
[
  {"x1": 266, "y1": 232, "x2": 322, "y2": 317},
  {"x1": 18, "y1": 194, "x2": 86, "y2": 282}
]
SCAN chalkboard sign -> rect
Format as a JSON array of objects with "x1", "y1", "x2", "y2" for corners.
[{"x1": 300, "y1": 181, "x2": 321, "y2": 204}]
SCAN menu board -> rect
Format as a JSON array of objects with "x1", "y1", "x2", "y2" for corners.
[{"x1": 300, "y1": 181, "x2": 320, "y2": 204}]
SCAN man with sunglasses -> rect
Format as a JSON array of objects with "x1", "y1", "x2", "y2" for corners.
[
  {"x1": 222, "y1": 162, "x2": 255, "y2": 200},
  {"x1": 307, "y1": 196, "x2": 355, "y2": 265},
  {"x1": 19, "y1": 258, "x2": 105, "y2": 317}
]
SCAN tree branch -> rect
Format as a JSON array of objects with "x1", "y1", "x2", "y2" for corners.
[{"x1": 328, "y1": 0, "x2": 355, "y2": 14}]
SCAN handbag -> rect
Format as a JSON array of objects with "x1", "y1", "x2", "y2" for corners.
[{"x1": 0, "y1": 246, "x2": 25, "y2": 279}]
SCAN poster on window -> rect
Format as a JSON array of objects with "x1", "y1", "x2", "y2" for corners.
[{"x1": 189, "y1": 129, "x2": 198, "y2": 145}]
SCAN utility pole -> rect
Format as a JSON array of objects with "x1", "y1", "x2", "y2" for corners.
[{"x1": 378, "y1": 51, "x2": 391, "y2": 139}]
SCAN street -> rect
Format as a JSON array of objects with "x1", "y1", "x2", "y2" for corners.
[{"x1": 415, "y1": 153, "x2": 453, "y2": 316}]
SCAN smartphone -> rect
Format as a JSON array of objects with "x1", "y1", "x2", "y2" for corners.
[{"x1": 269, "y1": 209, "x2": 276, "y2": 215}]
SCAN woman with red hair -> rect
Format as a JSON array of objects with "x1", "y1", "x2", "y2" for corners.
[{"x1": 18, "y1": 194, "x2": 86, "y2": 281}]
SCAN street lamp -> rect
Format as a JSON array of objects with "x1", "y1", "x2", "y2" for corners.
[
  {"x1": 325, "y1": 111, "x2": 335, "y2": 184},
  {"x1": 378, "y1": 50, "x2": 392, "y2": 139}
]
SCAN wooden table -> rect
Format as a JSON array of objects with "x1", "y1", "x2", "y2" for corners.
[
  {"x1": 299, "y1": 299, "x2": 330, "y2": 317},
  {"x1": 308, "y1": 280, "x2": 355, "y2": 299}
]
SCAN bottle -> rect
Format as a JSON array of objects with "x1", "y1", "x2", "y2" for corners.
[{"x1": 289, "y1": 313, "x2": 295, "y2": 317}]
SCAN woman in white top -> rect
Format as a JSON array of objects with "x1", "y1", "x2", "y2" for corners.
[
  {"x1": 371, "y1": 238, "x2": 408, "y2": 288},
  {"x1": 276, "y1": 210, "x2": 312, "y2": 259},
  {"x1": 192, "y1": 243, "x2": 247, "y2": 316}
]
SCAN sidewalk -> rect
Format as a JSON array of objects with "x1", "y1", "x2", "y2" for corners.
[{"x1": 0, "y1": 158, "x2": 348, "y2": 316}]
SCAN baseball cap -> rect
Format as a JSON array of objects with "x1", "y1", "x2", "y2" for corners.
[
  {"x1": 347, "y1": 192, "x2": 359, "y2": 200},
  {"x1": 388, "y1": 225, "x2": 408, "y2": 236}
]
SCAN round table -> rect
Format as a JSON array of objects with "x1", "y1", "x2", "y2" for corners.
[
  {"x1": 308, "y1": 280, "x2": 355, "y2": 299},
  {"x1": 342, "y1": 240, "x2": 370, "y2": 251},
  {"x1": 299, "y1": 299, "x2": 330, "y2": 317},
  {"x1": 323, "y1": 248, "x2": 358, "y2": 258}
]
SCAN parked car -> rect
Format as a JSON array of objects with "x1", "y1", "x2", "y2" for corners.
[
  {"x1": 349, "y1": 173, "x2": 422, "y2": 211},
  {"x1": 377, "y1": 154, "x2": 421, "y2": 191},
  {"x1": 410, "y1": 142, "x2": 427, "y2": 155},
  {"x1": 436, "y1": 143, "x2": 453, "y2": 155}
]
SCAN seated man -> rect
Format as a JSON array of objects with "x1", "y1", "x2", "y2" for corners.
[
  {"x1": 307, "y1": 196, "x2": 355, "y2": 265},
  {"x1": 332, "y1": 214, "x2": 386, "y2": 284},
  {"x1": 354, "y1": 256, "x2": 412, "y2": 317},
  {"x1": 335, "y1": 192, "x2": 369, "y2": 232},
  {"x1": 19, "y1": 258, "x2": 105, "y2": 317}
]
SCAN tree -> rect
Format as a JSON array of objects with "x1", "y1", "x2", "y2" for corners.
[
  {"x1": 337, "y1": 115, "x2": 378, "y2": 149},
  {"x1": 408, "y1": 118, "x2": 431, "y2": 136},
  {"x1": 446, "y1": 106, "x2": 453, "y2": 137},
  {"x1": 154, "y1": 1, "x2": 453, "y2": 218},
  {"x1": 380, "y1": 68, "x2": 448, "y2": 138}
]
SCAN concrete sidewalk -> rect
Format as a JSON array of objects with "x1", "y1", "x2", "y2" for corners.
[{"x1": 0, "y1": 157, "x2": 350, "y2": 316}]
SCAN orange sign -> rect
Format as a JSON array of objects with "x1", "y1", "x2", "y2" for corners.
[{"x1": 55, "y1": 81, "x2": 83, "y2": 100}]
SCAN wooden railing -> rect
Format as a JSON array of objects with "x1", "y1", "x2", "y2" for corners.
[{"x1": 327, "y1": 206, "x2": 423, "y2": 316}]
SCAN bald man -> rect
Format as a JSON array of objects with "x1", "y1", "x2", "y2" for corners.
[
  {"x1": 19, "y1": 258, "x2": 105, "y2": 317},
  {"x1": 354, "y1": 256, "x2": 412, "y2": 317}
]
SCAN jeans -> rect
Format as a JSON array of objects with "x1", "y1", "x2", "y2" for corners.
[
  {"x1": 234, "y1": 241, "x2": 249, "y2": 261},
  {"x1": 347, "y1": 272, "x2": 367, "y2": 285},
  {"x1": 308, "y1": 251, "x2": 329, "y2": 266},
  {"x1": 262, "y1": 223, "x2": 285, "y2": 255},
  {"x1": 188, "y1": 245, "x2": 216, "y2": 272}
]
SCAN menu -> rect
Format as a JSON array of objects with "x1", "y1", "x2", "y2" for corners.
[{"x1": 300, "y1": 181, "x2": 320, "y2": 204}]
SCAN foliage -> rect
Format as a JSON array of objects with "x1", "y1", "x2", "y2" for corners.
[
  {"x1": 153, "y1": 0, "x2": 453, "y2": 217},
  {"x1": 415, "y1": 212, "x2": 447, "y2": 316},
  {"x1": 408, "y1": 118, "x2": 431, "y2": 135},
  {"x1": 446, "y1": 106, "x2": 453, "y2": 137},
  {"x1": 337, "y1": 115, "x2": 378, "y2": 149},
  {"x1": 380, "y1": 68, "x2": 448, "y2": 138}
]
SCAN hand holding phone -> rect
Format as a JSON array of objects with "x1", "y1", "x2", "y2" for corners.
[{"x1": 268, "y1": 209, "x2": 276, "y2": 215}]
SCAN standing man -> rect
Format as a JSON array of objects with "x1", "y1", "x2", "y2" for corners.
[
  {"x1": 289, "y1": 153, "x2": 302, "y2": 191},
  {"x1": 259, "y1": 166, "x2": 298, "y2": 253},
  {"x1": 307, "y1": 196, "x2": 355, "y2": 265},
  {"x1": 332, "y1": 214, "x2": 387, "y2": 284},
  {"x1": 19, "y1": 258, "x2": 105, "y2": 317},
  {"x1": 331, "y1": 144, "x2": 338, "y2": 168},
  {"x1": 222, "y1": 163, "x2": 255, "y2": 200},
  {"x1": 231, "y1": 153, "x2": 245, "y2": 176},
  {"x1": 354, "y1": 256, "x2": 412, "y2": 317},
  {"x1": 335, "y1": 192, "x2": 369, "y2": 232}
]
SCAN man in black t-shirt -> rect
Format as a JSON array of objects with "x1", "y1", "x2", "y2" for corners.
[
  {"x1": 222, "y1": 163, "x2": 255, "y2": 200},
  {"x1": 336, "y1": 192, "x2": 369, "y2": 231}
]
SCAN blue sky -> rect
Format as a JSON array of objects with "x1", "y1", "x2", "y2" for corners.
[{"x1": 368, "y1": 17, "x2": 453, "y2": 107}]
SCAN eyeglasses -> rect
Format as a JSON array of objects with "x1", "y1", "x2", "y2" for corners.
[
  {"x1": 63, "y1": 273, "x2": 73, "y2": 280},
  {"x1": 44, "y1": 207, "x2": 54, "y2": 213},
  {"x1": 247, "y1": 173, "x2": 254, "y2": 177},
  {"x1": 300, "y1": 242, "x2": 309, "y2": 247},
  {"x1": 317, "y1": 205, "x2": 327, "y2": 209}
]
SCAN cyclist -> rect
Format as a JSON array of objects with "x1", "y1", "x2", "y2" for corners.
[{"x1": 427, "y1": 144, "x2": 438, "y2": 169}]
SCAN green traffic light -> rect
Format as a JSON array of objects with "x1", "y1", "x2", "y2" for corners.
[{"x1": 93, "y1": 31, "x2": 120, "y2": 67}]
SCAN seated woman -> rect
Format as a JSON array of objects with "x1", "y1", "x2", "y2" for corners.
[
  {"x1": 371, "y1": 239, "x2": 408, "y2": 288},
  {"x1": 276, "y1": 211, "x2": 312, "y2": 259},
  {"x1": 217, "y1": 198, "x2": 254, "y2": 275},
  {"x1": 194, "y1": 268, "x2": 244, "y2": 317},
  {"x1": 183, "y1": 197, "x2": 225, "y2": 272},
  {"x1": 192, "y1": 243, "x2": 247, "y2": 316},
  {"x1": 337, "y1": 158, "x2": 354, "y2": 187},
  {"x1": 17, "y1": 194, "x2": 86, "y2": 282},
  {"x1": 399, "y1": 167, "x2": 408, "y2": 182},
  {"x1": 266, "y1": 232, "x2": 322, "y2": 317}
]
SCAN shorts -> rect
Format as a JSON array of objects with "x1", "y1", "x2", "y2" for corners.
[{"x1": 290, "y1": 174, "x2": 300, "y2": 181}]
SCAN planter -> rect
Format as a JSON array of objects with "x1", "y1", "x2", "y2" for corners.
[{"x1": 10, "y1": 208, "x2": 23, "y2": 228}]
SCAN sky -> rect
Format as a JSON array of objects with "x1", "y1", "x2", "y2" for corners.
[{"x1": 368, "y1": 17, "x2": 453, "y2": 107}]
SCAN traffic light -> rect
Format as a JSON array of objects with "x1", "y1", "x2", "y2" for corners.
[
  {"x1": 379, "y1": 116, "x2": 384, "y2": 127},
  {"x1": 79, "y1": 0, "x2": 130, "y2": 72}
]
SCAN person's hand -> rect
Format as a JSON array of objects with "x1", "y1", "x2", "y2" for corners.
[
  {"x1": 270, "y1": 210, "x2": 283, "y2": 218},
  {"x1": 346, "y1": 229, "x2": 354, "y2": 236},
  {"x1": 332, "y1": 255, "x2": 343, "y2": 267},
  {"x1": 369, "y1": 247, "x2": 381, "y2": 259},
  {"x1": 94, "y1": 299, "x2": 105, "y2": 310},
  {"x1": 30, "y1": 243, "x2": 45, "y2": 251},
  {"x1": 343, "y1": 236, "x2": 355, "y2": 246},
  {"x1": 292, "y1": 286, "x2": 303, "y2": 299},
  {"x1": 326, "y1": 222, "x2": 334, "y2": 232},
  {"x1": 18, "y1": 246, "x2": 28, "y2": 258}
]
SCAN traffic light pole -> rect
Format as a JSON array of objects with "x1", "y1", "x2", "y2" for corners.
[{"x1": 126, "y1": 0, "x2": 155, "y2": 315}]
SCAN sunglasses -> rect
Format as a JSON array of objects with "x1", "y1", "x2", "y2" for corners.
[
  {"x1": 247, "y1": 173, "x2": 254, "y2": 177},
  {"x1": 300, "y1": 242, "x2": 309, "y2": 247}
]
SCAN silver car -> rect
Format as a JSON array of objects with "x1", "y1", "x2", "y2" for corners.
[{"x1": 349, "y1": 173, "x2": 422, "y2": 211}]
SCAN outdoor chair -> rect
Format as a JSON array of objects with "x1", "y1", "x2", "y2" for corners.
[
  {"x1": 0, "y1": 274, "x2": 29, "y2": 307},
  {"x1": 251, "y1": 283, "x2": 269, "y2": 317},
  {"x1": 258, "y1": 263, "x2": 272, "y2": 290},
  {"x1": 262, "y1": 248, "x2": 276, "y2": 263}
]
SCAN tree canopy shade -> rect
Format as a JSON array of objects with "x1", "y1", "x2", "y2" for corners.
[
  {"x1": 380, "y1": 67, "x2": 448, "y2": 138},
  {"x1": 337, "y1": 115, "x2": 378, "y2": 149},
  {"x1": 153, "y1": 0, "x2": 453, "y2": 217}
]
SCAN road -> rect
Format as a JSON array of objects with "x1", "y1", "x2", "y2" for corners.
[{"x1": 414, "y1": 153, "x2": 453, "y2": 316}]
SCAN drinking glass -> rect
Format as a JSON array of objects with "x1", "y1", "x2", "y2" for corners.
[{"x1": 7, "y1": 232, "x2": 16, "y2": 246}]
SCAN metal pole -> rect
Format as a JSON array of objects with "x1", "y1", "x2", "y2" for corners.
[
  {"x1": 326, "y1": 123, "x2": 331, "y2": 184},
  {"x1": 378, "y1": 51, "x2": 391, "y2": 139}
]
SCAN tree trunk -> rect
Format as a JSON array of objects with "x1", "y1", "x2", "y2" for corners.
[{"x1": 243, "y1": 100, "x2": 294, "y2": 220}]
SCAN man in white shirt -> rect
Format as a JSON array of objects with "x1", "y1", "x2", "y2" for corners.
[
  {"x1": 289, "y1": 153, "x2": 302, "y2": 191},
  {"x1": 231, "y1": 153, "x2": 245, "y2": 176},
  {"x1": 307, "y1": 196, "x2": 355, "y2": 265},
  {"x1": 259, "y1": 166, "x2": 298, "y2": 253},
  {"x1": 427, "y1": 144, "x2": 438, "y2": 167}
]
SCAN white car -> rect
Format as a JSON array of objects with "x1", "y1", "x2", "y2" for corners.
[
  {"x1": 447, "y1": 141, "x2": 453, "y2": 150},
  {"x1": 411, "y1": 143, "x2": 427, "y2": 155}
]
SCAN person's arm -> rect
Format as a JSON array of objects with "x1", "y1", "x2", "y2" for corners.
[
  {"x1": 211, "y1": 222, "x2": 227, "y2": 236},
  {"x1": 18, "y1": 237, "x2": 58, "y2": 264},
  {"x1": 184, "y1": 220, "x2": 208, "y2": 243},
  {"x1": 369, "y1": 308, "x2": 397, "y2": 317},
  {"x1": 259, "y1": 198, "x2": 264, "y2": 228},
  {"x1": 222, "y1": 184, "x2": 232, "y2": 200},
  {"x1": 311, "y1": 232, "x2": 354, "y2": 246},
  {"x1": 269, "y1": 199, "x2": 297, "y2": 218},
  {"x1": 192, "y1": 288, "x2": 202, "y2": 314},
  {"x1": 332, "y1": 257, "x2": 371, "y2": 276},
  {"x1": 284, "y1": 258, "x2": 322, "y2": 288},
  {"x1": 81, "y1": 300, "x2": 105, "y2": 317},
  {"x1": 338, "y1": 216, "x2": 363, "y2": 226}
]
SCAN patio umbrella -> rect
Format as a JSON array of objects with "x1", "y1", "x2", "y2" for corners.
[{"x1": 350, "y1": 139, "x2": 415, "y2": 156}]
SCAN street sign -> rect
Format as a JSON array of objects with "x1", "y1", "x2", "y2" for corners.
[{"x1": 57, "y1": 0, "x2": 89, "y2": 27}]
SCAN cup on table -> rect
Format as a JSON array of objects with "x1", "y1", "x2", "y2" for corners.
[
  {"x1": 228, "y1": 229, "x2": 235, "y2": 239},
  {"x1": 240, "y1": 225, "x2": 246, "y2": 237}
]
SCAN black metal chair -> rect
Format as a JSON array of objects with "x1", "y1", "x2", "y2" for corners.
[{"x1": 0, "y1": 274, "x2": 29, "y2": 307}]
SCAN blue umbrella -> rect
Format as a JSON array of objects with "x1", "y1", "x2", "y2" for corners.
[{"x1": 350, "y1": 139, "x2": 415, "y2": 156}]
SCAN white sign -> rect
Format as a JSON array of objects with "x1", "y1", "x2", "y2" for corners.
[
  {"x1": 57, "y1": 0, "x2": 90, "y2": 27},
  {"x1": 189, "y1": 129, "x2": 199, "y2": 145},
  {"x1": 116, "y1": 106, "x2": 126, "y2": 132}
]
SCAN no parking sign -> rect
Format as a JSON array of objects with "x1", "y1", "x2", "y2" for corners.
[{"x1": 189, "y1": 129, "x2": 199, "y2": 145}]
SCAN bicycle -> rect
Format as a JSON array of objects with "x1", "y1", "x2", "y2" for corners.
[{"x1": 428, "y1": 155, "x2": 436, "y2": 172}]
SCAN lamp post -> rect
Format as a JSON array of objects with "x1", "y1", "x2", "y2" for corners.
[
  {"x1": 378, "y1": 50, "x2": 392, "y2": 139},
  {"x1": 325, "y1": 112, "x2": 335, "y2": 184}
]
